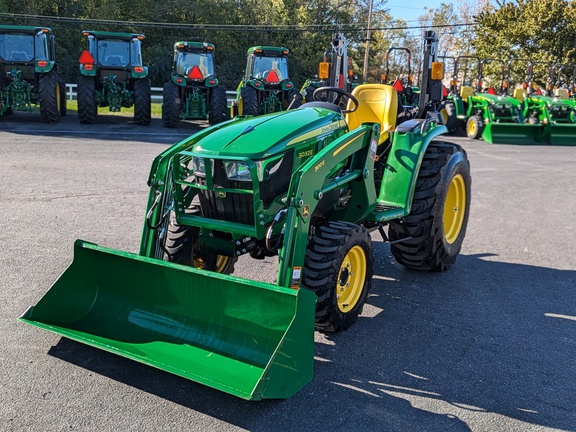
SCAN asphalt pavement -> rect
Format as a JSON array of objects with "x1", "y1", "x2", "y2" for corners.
[{"x1": 1, "y1": 112, "x2": 575, "y2": 431}]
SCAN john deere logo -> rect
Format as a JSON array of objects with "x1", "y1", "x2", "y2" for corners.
[
  {"x1": 216, "y1": 190, "x2": 227, "y2": 198},
  {"x1": 302, "y1": 205, "x2": 310, "y2": 217}
]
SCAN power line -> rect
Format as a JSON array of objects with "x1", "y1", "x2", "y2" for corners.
[{"x1": 0, "y1": 12, "x2": 476, "y2": 32}]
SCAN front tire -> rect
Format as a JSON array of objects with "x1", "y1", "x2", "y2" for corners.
[
  {"x1": 38, "y1": 70, "x2": 61, "y2": 123},
  {"x1": 302, "y1": 221, "x2": 373, "y2": 332},
  {"x1": 77, "y1": 75, "x2": 97, "y2": 124},
  {"x1": 208, "y1": 85, "x2": 228, "y2": 124},
  {"x1": 389, "y1": 141, "x2": 471, "y2": 272},
  {"x1": 58, "y1": 80, "x2": 67, "y2": 116},
  {"x1": 164, "y1": 209, "x2": 236, "y2": 274},
  {"x1": 466, "y1": 115, "x2": 484, "y2": 139},
  {"x1": 133, "y1": 78, "x2": 151, "y2": 125}
]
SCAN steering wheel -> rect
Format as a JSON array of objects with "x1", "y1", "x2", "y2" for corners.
[{"x1": 312, "y1": 86, "x2": 359, "y2": 113}]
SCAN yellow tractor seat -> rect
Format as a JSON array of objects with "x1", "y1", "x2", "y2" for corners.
[
  {"x1": 345, "y1": 84, "x2": 398, "y2": 145},
  {"x1": 513, "y1": 88, "x2": 527, "y2": 102},
  {"x1": 460, "y1": 86, "x2": 474, "y2": 101},
  {"x1": 555, "y1": 88, "x2": 570, "y2": 100}
]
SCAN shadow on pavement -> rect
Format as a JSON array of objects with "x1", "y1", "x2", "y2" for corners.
[{"x1": 47, "y1": 248, "x2": 575, "y2": 431}]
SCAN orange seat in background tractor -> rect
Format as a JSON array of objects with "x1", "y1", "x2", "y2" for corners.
[{"x1": 345, "y1": 84, "x2": 399, "y2": 145}]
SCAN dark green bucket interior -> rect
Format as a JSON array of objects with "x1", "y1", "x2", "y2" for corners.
[
  {"x1": 549, "y1": 124, "x2": 576, "y2": 146},
  {"x1": 483, "y1": 123, "x2": 545, "y2": 145},
  {"x1": 20, "y1": 241, "x2": 316, "y2": 400}
]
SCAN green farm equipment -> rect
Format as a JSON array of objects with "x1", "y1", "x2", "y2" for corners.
[
  {"x1": 77, "y1": 30, "x2": 151, "y2": 125},
  {"x1": 162, "y1": 41, "x2": 228, "y2": 127},
  {"x1": 21, "y1": 31, "x2": 471, "y2": 400},
  {"x1": 447, "y1": 56, "x2": 545, "y2": 144},
  {"x1": 301, "y1": 33, "x2": 356, "y2": 103},
  {"x1": 519, "y1": 61, "x2": 576, "y2": 145},
  {"x1": 233, "y1": 46, "x2": 301, "y2": 116},
  {"x1": 0, "y1": 25, "x2": 65, "y2": 122}
]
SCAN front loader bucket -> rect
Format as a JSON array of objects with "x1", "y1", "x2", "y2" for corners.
[
  {"x1": 482, "y1": 123, "x2": 545, "y2": 145},
  {"x1": 549, "y1": 124, "x2": 576, "y2": 146},
  {"x1": 20, "y1": 240, "x2": 316, "y2": 400}
]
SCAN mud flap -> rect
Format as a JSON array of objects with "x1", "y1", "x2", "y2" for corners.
[
  {"x1": 482, "y1": 123, "x2": 545, "y2": 145},
  {"x1": 20, "y1": 240, "x2": 316, "y2": 400}
]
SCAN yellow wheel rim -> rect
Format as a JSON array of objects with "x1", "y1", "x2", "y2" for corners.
[
  {"x1": 238, "y1": 97, "x2": 244, "y2": 116},
  {"x1": 336, "y1": 245, "x2": 366, "y2": 313},
  {"x1": 440, "y1": 108, "x2": 448, "y2": 124},
  {"x1": 443, "y1": 174, "x2": 466, "y2": 244},
  {"x1": 467, "y1": 120, "x2": 477, "y2": 136},
  {"x1": 194, "y1": 255, "x2": 230, "y2": 273}
]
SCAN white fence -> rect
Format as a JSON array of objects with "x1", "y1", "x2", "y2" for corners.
[{"x1": 65, "y1": 83, "x2": 237, "y2": 103}]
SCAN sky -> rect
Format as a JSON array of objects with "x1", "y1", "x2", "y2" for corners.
[{"x1": 386, "y1": 0, "x2": 438, "y2": 24}]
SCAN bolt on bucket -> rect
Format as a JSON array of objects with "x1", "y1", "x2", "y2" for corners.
[
  {"x1": 20, "y1": 240, "x2": 316, "y2": 400},
  {"x1": 483, "y1": 123, "x2": 545, "y2": 145}
]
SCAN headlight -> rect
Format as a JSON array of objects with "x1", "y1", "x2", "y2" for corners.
[
  {"x1": 191, "y1": 157, "x2": 205, "y2": 174},
  {"x1": 224, "y1": 161, "x2": 251, "y2": 182}
]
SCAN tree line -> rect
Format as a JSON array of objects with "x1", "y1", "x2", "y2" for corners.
[{"x1": 0, "y1": 0, "x2": 574, "y2": 90}]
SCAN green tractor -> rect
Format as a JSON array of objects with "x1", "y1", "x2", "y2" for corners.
[
  {"x1": 519, "y1": 60, "x2": 576, "y2": 145},
  {"x1": 0, "y1": 25, "x2": 65, "y2": 122},
  {"x1": 300, "y1": 33, "x2": 356, "y2": 103},
  {"x1": 446, "y1": 56, "x2": 545, "y2": 144},
  {"x1": 77, "y1": 30, "x2": 151, "y2": 125},
  {"x1": 21, "y1": 31, "x2": 471, "y2": 401},
  {"x1": 162, "y1": 41, "x2": 228, "y2": 127},
  {"x1": 234, "y1": 46, "x2": 302, "y2": 116}
]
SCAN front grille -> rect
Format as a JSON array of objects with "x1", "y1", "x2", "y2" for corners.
[{"x1": 198, "y1": 185, "x2": 255, "y2": 225}]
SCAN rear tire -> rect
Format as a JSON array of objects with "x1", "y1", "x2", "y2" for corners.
[
  {"x1": 78, "y1": 75, "x2": 97, "y2": 124},
  {"x1": 133, "y1": 78, "x2": 151, "y2": 125},
  {"x1": 440, "y1": 102, "x2": 458, "y2": 133},
  {"x1": 466, "y1": 115, "x2": 484, "y2": 139},
  {"x1": 240, "y1": 85, "x2": 259, "y2": 116},
  {"x1": 302, "y1": 221, "x2": 373, "y2": 332},
  {"x1": 162, "y1": 82, "x2": 180, "y2": 128},
  {"x1": 58, "y1": 80, "x2": 67, "y2": 116},
  {"x1": 389, "y1": 141, "x2": 471, "y2": 272},
  {"x1": 38, "y1": 70, "x2": 61, "y2": 123},
  {"x1": 286, "y1": 88, "x2": 302, "y2": 109},
  {"x1": 208, "y1": 85, "x2": 228, "y2": 124}
]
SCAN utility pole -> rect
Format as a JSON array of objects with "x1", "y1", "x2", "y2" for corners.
[{"x1": 362, "y1": 0, "x2": 374, "y2": 83}]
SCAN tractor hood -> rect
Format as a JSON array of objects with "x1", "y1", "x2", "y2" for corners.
[
  {"x1": 476, "y1": 93, "x2": 522, "y2": 107},
  {"x1": 191, "y1": 107, "x2": 347, "y2": 160},
  {"x1": 531, "y1": 95, "x2": 575, "y2": 108}
]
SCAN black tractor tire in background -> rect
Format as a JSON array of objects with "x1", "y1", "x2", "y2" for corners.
[
  {"x1": 38, "y1": 70, "x2": 61, "y2": 123},
  {"x1": 466, "y1": 115, "x2": 484, "y2": 139},
  {"x1": 441, "y1": 101, "x2": 458, "y2": 133},
  {"x1": 240, "y1": 85, "x2": 259, "y2": 116},
  {"x1": 133, "y1": 78, "x2": 151, "y2": 125},
  {"x1": 389, "y1": 141, "x2": 471, "y2": 272},
  {"x1": 304, "y1": 85, "x2": 316, "y2": 103},
  {"x1": 286, "y1": 88, "x2": 303, "y2": 109},
  {"x1": 58, "y1": 80, "x2": 67, "y2": 116},
  {"x1": 302, "y1": 221, "x2": 373, "y2": 332},
  {"x1": 77, "y1": 75, "x2": 98, "y2": 124},
  {"x1": 162, "y1": 81, "x2": 181, "y2": 128},
  {"x1": 208, "y1": 85, "x2": 228, "y2": 125}
]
